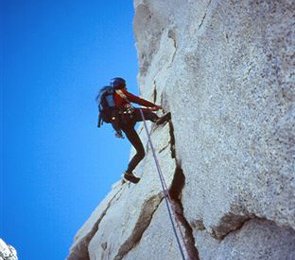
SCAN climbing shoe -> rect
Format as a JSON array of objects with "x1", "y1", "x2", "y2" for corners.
[
  {"x1": 156, "y1": 112, "x2": 171, "y2": 125},
  {"x1": 123, "y1": 172, "x2": 140, "y2": 184}
]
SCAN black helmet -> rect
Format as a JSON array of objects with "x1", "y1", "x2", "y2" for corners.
[{"x1": 110, "y1": 77, "x2": 126, "y2": 89}]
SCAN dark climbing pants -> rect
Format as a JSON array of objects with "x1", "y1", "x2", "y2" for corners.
[{"x1": 120, "y1": 109, "x2": 158, "y2": 173}]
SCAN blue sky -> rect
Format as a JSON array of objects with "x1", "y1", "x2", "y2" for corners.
[{"x1": 2, "y1": 1, "x2": 139, "y2": 259}]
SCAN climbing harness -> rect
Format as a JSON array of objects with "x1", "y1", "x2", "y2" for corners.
[
  {"x1": 115, "y1": 89, "x2": 135, "y2": 118},
  {"x1": 139, "y1": 108, "x2": 189, "y2": 260}
]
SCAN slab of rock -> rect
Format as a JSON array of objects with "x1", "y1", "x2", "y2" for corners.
[
  {"x1": 195, "y1": 219, "x2": 295, "y2": 260},
  {"x1": 124, "y1": 200, "x2": 183, "y2": 260},
  {"x1": 134, "y1": 0, "x2": 294, "y2": 243},
  {"x1": 68, "y1": 125, "x2": 181, "y2": 259},
  {"x1": 0, "y1": 239, "x2": 18, "y2": 260}
]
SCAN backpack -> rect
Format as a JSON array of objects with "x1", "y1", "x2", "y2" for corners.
[{"x1": 96, "y1": 86, "x2": 116, "y2": 127}]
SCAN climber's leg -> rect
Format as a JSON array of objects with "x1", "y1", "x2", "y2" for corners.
[{"x1": 121, "y1": 125, "x2": 144, "y2": 183}]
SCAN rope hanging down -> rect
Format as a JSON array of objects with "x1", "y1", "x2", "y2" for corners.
[{"x1": 139, "y1": 108, "x2": 188, "y2": 260}]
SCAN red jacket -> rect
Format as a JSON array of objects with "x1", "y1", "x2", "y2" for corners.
[{"x1": 114, "y1": 88, "x2": 156, "y2": 110}]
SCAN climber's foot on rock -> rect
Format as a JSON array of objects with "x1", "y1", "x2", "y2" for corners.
[
  {"x1": 123, "y1": 171, "x2": 140, "y2": 184},
  {"x1": 156, "y1": 112, "x2": 171, "y2": 126}
]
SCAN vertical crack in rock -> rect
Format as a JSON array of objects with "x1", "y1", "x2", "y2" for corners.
[
  {"x1": 167, "y1": 29, "x2": 177, "y2": 65},
  {"x1": 168, "y1": 121, "x2": 176, "y2": 159},
  {"x1": 114, "y1": 193, "x2": 164, "y2": 260},
  {"x1": 153, "y1": 83, "x2": 157, "y2": 104},
  {"x1": 169, "y1": 166, "x2": 200, "y2": 260},
  {"x1": 168, "y1": 29, "x2": 177, "y2": 49},
  {"x1": 67, "y1": 186, "x2": 124, "y2": 260},
  {"x1": 167, "y1": 118, "x2": 200, "y2": 260},
  {"x1": 198, "y1": 0, "x2": 212, "y2": 29}
]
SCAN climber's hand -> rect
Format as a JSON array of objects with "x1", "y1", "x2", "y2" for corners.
[{"x1": 150, "y1": 105, "x2": 162, "y2": 111}]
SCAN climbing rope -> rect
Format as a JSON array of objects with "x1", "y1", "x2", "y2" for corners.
[{"x1": 139, "y1": 108, "x2": 188, "y2": 260}]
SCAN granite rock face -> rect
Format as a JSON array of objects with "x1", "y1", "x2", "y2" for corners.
[{"x1": 68, "y1": 0, "x2": 294, "y2": 259}]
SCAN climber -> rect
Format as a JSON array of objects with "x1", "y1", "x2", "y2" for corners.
[{"x1": 97, "y1": 77, "x2": 171, "y2": 184}]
